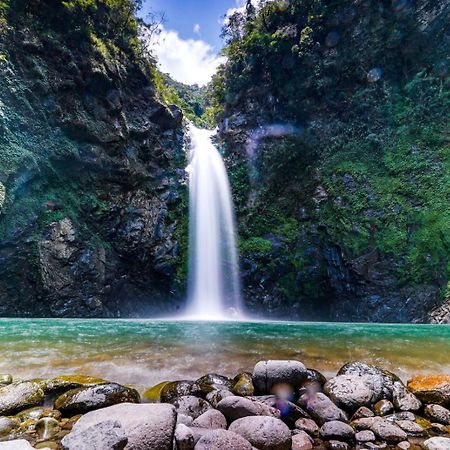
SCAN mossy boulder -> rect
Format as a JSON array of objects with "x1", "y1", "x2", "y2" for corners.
[
  {"x1": 0, "y1": 381, "x2": 44, "y2": 415},
  {"x1": 54, "y1": 383, "x2": 140, "y2": 415},
  {"x1": 160, "y1": 381, "x2": 203, "y2": 403},
  {"x1": 232, "y1": 373, "x2": 254, "y2": 397},
  {"x1": 143, "y1": 381, "x2": 171, "y2": 402},
  {"x1": 196, "y1": 374, "x2": 234, "y2": 391},
  {"x1": 0, "y1": 416, "x2": 21, "y2": 437},
  {"x1": 42, "y1": 375, "x2": 108, "y2": 393}
]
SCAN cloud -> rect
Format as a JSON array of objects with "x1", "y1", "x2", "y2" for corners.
[
  {"x1": 151, "y1": 27, "x2": 226, "y2": 86},
  {"x1": 193, "y1": 24, "x2": 201, "y2": 35}
]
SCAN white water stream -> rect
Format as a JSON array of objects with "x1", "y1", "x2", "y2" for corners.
[{"x1": 186, "y1": 125, "x2": 242, "y2": 319}]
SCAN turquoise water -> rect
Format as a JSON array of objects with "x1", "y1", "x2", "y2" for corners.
[{"x1": 1, "y1": 319, "x2": 449, "y2": 392}]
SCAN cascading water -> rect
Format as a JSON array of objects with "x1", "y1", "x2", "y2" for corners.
[{"x1": 186, "y1": 124, "x2": 242, "y2": 319}]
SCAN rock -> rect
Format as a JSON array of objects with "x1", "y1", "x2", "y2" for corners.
[
  {"x1": 161, "y1": 381, "x2": 203, "y2": 403},
  {"x1": 70, "y1": 403, "x2": 176, "y2": 450},
  {"x1": 54, "y1": 383, "x2": 140, "y2": 415},
  {"x1": 385, "y1": 412, "x2": 416, "y2": 422},
  {"x1": 36, "y1": 417, "x2": 61, "y2": 440},
  {"x1": 422, "y1": 437, "x2": 450, "y2": 450},
  {"x1": 351, "y1": 417, "x2": 383, "y2": 430},
  {"x1": 233, "y1": 373, "x2": 254, "y2": 397},
  {"x1": 17, "y1": 406, "x2": 60, "y2": 421},
  {"x1": 392, "y1": 382, "x2": 422, "y2": 412},
  {"x1": 175, "y1": 424, "x2": 195, "y2": 450},
  {"x1": 374, "y1": 400, "x2": 394, "y2": 416},
  {"x1": 0, "y1": 440, "x2": 34, "y2": 449},
  {"x1": 206, "y1": 389, "x2": 234, "y2": 408},
  {"x1": 298, "y1": 392, "x2": 348, "y2": 425},
  {"x1": 351, "y1": 407, "x2": 374, "y2": 420},
  {"x1": 355, "y1": 430, "x2": 376, "y2": 442},
  {"x1": 229, "y1": 416, "x2": 292, "y2": 450},
  {"x1": 143, "y1": 381, "x2": 170, "y2": 402},
  {"x1": 327, "y1": 441, "x2": 350, "y2": 450},
  {"x1": 252, "y1": 360, "x2": 307, "y2": 394},
  {"x1": 295, "y1": 418, "x2": 319, "y2": 436},
  {"x1": 0, "y1": 381, "x2": 44, "y2": 415},
  {"x1": 407, "y1": 376, "x2": 450, "y2": 406},
  {"x1": 192, "y1": 409, "x2": 227, "y2": 429},
  {"x1": 337, "y1": 362, "x2": 399, "y2": 399},
  {"x1": 395, "y1": 419, "x2": 425, "y2": 436},
  {"x1": 292, "y1": 430, "x2": 314, "y2": 450},
  {"x1": 194, "y1": 429, "x2": 252, "y2": 450},
  {"x1": 196, "y1": 374, "x2": 234, "y2": 391},
  {"x1": 43, "y1": 375, "x2": 108, "y2": 393},
  {"x1": 61, "y1": 420, "x2": 127, "y2": 450},
  {"x1": 319, "y1": 421, "x2": 355, "y2": 441},
  {"x1": 396, "y1": 442, "x2": 410, "y2": 450},
  {"x1": 300, "y1": 369, "x2": 327, "y2": 395},
  {"x1": 0, "y1": 374, "x2": 13, "y2": 385},
  {"x1": 0, "y1": 416, "x2": 21, "y2": 436},
  {"x1": 250, "y1": 395, "x2": 308, "y2": 426},
  {"x1": 172, "y1": 395, "x2": 213, "y2": 420},
  {"x1": 371, "y1": 419, "x2": 408, "y2": 443},
  {"x1": 0, "y1": 183, "x2": 5, "y2": 211},
  {"x1": 217, "y1": 396, "x2": 278, "y2": 423},
  {"x1": 424, "y1": 404, "x2": 450, "y2": 425},
  {"x1": 177, "y1": 414, "x2": 194, "y2": 427},
  {"x1": 324, "y1": 375, "x2": 381, "y2": 410}
]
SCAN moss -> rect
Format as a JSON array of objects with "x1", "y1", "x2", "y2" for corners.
[{"x1": 240, "y1": 237, "x2": 273, "y2": 255}]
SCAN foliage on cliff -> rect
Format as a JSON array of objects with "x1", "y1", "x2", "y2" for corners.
[{"x1": 211, "y1": 0, "x2": 450, "y2": 320}]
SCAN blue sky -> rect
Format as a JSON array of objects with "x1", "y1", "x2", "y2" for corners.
[{"x1": 140, "y1": 0, "x2": 250, "y2": 86}]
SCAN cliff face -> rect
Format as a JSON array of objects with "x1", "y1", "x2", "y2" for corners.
[
  {"x1": 0, "y1": 2, "x2": 187, "y2": 317},
  {"x1": 213, "y1": 0, "x2": 450, "y2": 322}
]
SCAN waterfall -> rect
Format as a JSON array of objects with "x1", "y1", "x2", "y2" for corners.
[{"x1": 186, "y1": 124, "x2": 242, "y2": 319}]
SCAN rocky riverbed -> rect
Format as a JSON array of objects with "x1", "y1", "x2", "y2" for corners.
[{"x1": 0, "y1": 361, "x2": 449, "y2": 449}]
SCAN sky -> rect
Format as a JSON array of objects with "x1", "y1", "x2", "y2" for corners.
[{"x1": 140, "y1": 0, "x2": 250, "y2": 86}]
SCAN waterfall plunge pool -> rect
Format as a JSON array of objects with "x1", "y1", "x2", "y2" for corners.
[{"x1": 1, "y1": 319, "x2": 449, "y2": 392}]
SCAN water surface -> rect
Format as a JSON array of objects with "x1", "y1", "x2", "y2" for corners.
[{"x1": 1, "y1": 320, "x2": 449, "y2": 392}]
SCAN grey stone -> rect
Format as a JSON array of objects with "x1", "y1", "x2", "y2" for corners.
[
  {"x1": 252, "y1": 360, "x2": 307, "y2": 394},
  {"x1": 71, "y1": 403, "x2": 176, "y2": 450},
  {"x1": 351, "y1": 417, "x2": 383, "y2": 430},
  {"x1": 217, "y1": 396, "x2": 278, "y2": 423},
  {"x1": 0, "y1": 381, "x2": 44, "y2": 415},
  {"x1": 351, "y1": 406, "x2": 374, "y2": 420},
  {"x1": 422, "y1": 437, "x2": 450, "y2": 450},
  {"x1": 172, "y1": 395, "x2": 212, "y2": 419},
  {"x1": 397, "y1": 441, "x2": 411, "y2": 450},
  {"x1": 319, "y1": 421, "x2": 355, "y2": 441},
  {"x1": 395, "y1": 419, "x2": 425, "y2": 436},
  {"x1": 424, "y1": 404, "x2": 450, "y2": 425},
  {"x1": 175, "y1": 424, "x2": 195, "y2": 450},
  {"x1": 294, "y1": 418, "x2": 319, "y2": 436},
  {"x1": 355, "y1": 430, "x2": 376, "y2": 442},
  {"x1": 54, "y1": 383, "x2": 140, "y2": 415},
  {"x1": 61, "y1": 420, "x2": 127, "y2": 450},
  {"x1": 291, "y1": 431, "x2": 313, "y2": 450},
  {"x1": 160, "y1": 380, "x2": 203, "y2": 403},
  {"x1": 374, "y1": 399, "x2": 394, "y2": 416},
  {"x1": 177, "y1": 413, "x2": 194, "y2": 426},
  {"x1": 206, "y1": 389, "x2": 234, "y2": 408},
  {"x1": 229, "y1": 416, "x2": 291, "y2": 450},
  {"x1": 298, "y1": 392, "x2": 348, "y2": 425},
  {"x1": 392, "y1": 382, "x2": 422, "y2": 412},
  {"x1": 192, "y1": 409, "x2": 227, "y2": 429},
  {"x1": 371, "y1": 419, "x2": 407, "y2": 443},
  {"x1": 194, "y1": 429, "x2": 252, "y2": 450},
  {"x1": 324, "y1": 375, "x2": 382, "y2": 410},
  {"x1": 0, "y1": 440, "x2": 34, "y2": 449}
]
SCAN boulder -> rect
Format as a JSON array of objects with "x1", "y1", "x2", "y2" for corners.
[
  {"x1": 54, "y1": 383, "x2": 140, "y2": 415},
  {"x1": 171, "y1": 395, "x2": 213, "y2": 420},
  {"x1": 355, "y1": 430, "x2": 376, "y2": 442},
  {"x1": 143, "y1": 381, "x2": 170, "y2": 402},
  {"x1": 61, "y1": 420, "x2": 127, "y2": 450},
  {"x1": 0, "y1": 381, "x2": 44, "y2": 415},
  {"x1": 217, "y1": 396, "x2": 278, "y2": 423},
  {"x1": 422, "y1": 437, "x2": 450, "y2": 450},
  {"x1": 407, "y1": 376, "x2": 450, "y2": 406},
  {"x1": 0, "y1": 416, "x2": 21, "y2": 437},
  {"x1": 324, "y1": 375, "x2": 383, "y2": 410},
  {"x1": 319, "y1": 421, "x2": 355, "y2": 441},
  {"x1": 351, "y1": 417, "x2": 382, "y2": 431},
  {"x1": 395, "y1": 419, "x2": 425, "y2": 436},
  {"x1": 294, "y1": 418, "x2": 319, "y2": 436},
  {"x1": 253, "y1": 360, "x2": 307, "y2": 394},
  {"x1": 233, "y1": 373, "x2": 254, "y2": 397},
  {"x1": 229, "y1": 416, "x2": 292, "y2": 450},
  {"x1": 0, "y1": 440, "x2": 34, "y2": 449},
  {"x1": 192, "y1": 409, "x2": 227, "y2": 429},
  {"x1": 206, "y1": 389, "x2": 234, "y2": 408},
  {"x1": 298, "y1": 392, "x2": 348, "y2": 425},
  {"x1": 424, "y1": 404, "x2": 450, "y2": 425},
  {"x1": 300, "y1": 369, "x2": 327, "y2": 395},
  {"x1": 291, "y1": 430, "x2": 314, "y2": 450},
  {"x1": 337, "y1": 362, "x2": 399, "y2": 398},
  {"x1": 160, "y1": 381, "x2": 203, "y2": 403},
  {"x1": 42, "y1": 375, "x2": 108, "y2": 393},
  {"x1": 371, "y1": 419, "x2": 408, "y2": 443},
  {"x1": 392, "y1": 381, "x2": 422, "y2": 411},
  {"x1": 194, "y1": 429, "x2": 252, "y2": 450},
  {"x1": 351, "y1": 407, "x2": 374, "y2": 420},
  {"x1": 175, "y1": 424, "x2": 195, "y2": 450},
  {"x1": 374, "y1": 400, "x2": 394, "y2": 416},
  {"x1": 69, "y1": 403, "x2": 176, "y2": 450},
  {"x1": 196, "y1": 374, "x2": 234, "y2": 391}
]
